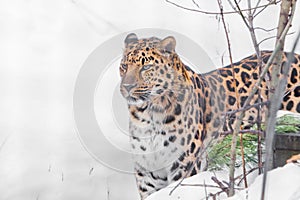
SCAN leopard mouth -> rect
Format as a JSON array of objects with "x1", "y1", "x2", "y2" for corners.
[
  {"x1": 126, "y1": 97, "x2": 144, "y2": 105},
  {"x1": 123, "y1": 92, "x2": 151, "y2": 105},
  {"x1": 120, "y1": 84, "x2": 153, "y2": 105}
]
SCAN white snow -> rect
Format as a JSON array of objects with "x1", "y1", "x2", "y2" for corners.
[
  {"x1": 146, "y1": 163, "x2": 300, "y2": 200},
  {"x1": 228, "y1": 163, "x2": 300, "y2": 200},
  {"x1": 146, "y1": 170, "x2": 232, "y2": 200}
]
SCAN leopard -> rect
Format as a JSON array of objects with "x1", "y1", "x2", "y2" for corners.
[{"x1": 119, "y1": 33, "x2": 300, "y2": 199}]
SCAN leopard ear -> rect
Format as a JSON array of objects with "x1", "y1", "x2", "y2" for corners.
[
  {"x1": 159, "y1": 36, "x2": 176, "y2": 53},
  {"x1": 124, "y1": 33, "x2": 138, "y2": 47}
]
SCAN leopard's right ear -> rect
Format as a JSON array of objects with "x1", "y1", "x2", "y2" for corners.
[
  {"x1": 159, "y1": 36, "x2": 176, "y2": 53},
  {"x1": 124, "y1": 33, "x2": 138, "y2": 47}
]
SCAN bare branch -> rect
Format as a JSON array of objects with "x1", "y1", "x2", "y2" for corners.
[
  {"x1": 180, "y1": 183, "x2": 225, "y2": 189},
  {"x1": 283, "y1": 82, "x2": 300, "y2": 98},
  {"x1": 226, "y1": 0, "x2": 238, "y2": 12},
  {"x1": 192, "y1": 0, "x2": 201, "y2": 9},
  {"x1": 258, "y1": 32, "x2": 294, "y2": 46},
  {"x1": 211, "y1": 176, "x2": 229, "y2": 195},
  {"x1": 231, "y1": 0, "x2": 266, "y2": 178},
  {"x1": 252, "y1": 0, "x2": 263, "y2": 15},
  {"x1": 204, "y1": 180, "x2": 208, "y2": 200},
  {"x1": 239, "y1": 134, "x2": 248, "y2": 187},
  {"x1": 216, "y1": 0, "x2": 240, "y2": 196},
  {"x1": 236, "y1": 167, "x2": 259, "y2": 186},
  {"x1": 165, "y1": 0, "x2": 280, "y2": 15},
  {"x1": 224, "y1": 101, "x2": 269, "y2": 116},
  {"x1": 254, "y1": 27, "x2": 277, "y2": 32},
  {"x1": 253, "y1": 0, "x2": 282, "y2": 18},
  {"x1": 254, "y1": 4, "x2": 271, "y2": 18},
  {"x1": 220, "y1": 129, "x2": 264, "y2": 137},
  {"x1": 217, "y1": 0, "x2": 234, "y2": 66},
  {"x1": 233, "y1": 0, "x2": 250, "y2": 29}
]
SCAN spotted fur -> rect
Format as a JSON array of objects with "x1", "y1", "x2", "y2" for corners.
[{"x1": 119, "y1": 33, "x2": 300, "y2": 199}]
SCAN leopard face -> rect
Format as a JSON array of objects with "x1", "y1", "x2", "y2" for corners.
[{"x1": 120, "y1": 34, "x2": 185, "y2": 106}]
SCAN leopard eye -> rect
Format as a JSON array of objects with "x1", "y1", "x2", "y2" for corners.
[
  {"x1": 120, "y1": 64, "x2": 128, "y2": 73},
  {"x1": 142, "y1": 65, "x2": 152, "y2": 70},
  {"x1": 121, "y1": 64, "x2": 128, "y2": 70}
]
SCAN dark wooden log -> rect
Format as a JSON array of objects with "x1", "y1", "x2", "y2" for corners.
[{"x1": 273, "y1": 133, "x2": 300, "y2": 168}]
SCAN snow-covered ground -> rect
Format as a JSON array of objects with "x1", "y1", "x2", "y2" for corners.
[
  {"x1": 1, "y1": 1, "x2": 300, "y2": 200},
  {"x1": 146, "y1": 163, "x2": 300, "y2": 200}
]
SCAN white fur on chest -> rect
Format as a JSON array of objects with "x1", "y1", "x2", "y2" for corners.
[{"x1": 130, "y1": 121, "x2": 183, "y2": 172}]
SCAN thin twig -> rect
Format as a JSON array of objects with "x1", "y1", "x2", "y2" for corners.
[
  {"x1": 224, "y1": 101, "x2": 269, "y2": 116},
  {"x1": 254, "y1": 27, "x2": 277, "y2": 32},
  {"x1": 165, "y1": 0, "x2": 280, "y2": 15},
  {"x1": 239, "y1": 134, "x2": 248, "y2": 187},
  {"x1": 253, "y1": 1, "x2": 276, "y2": 18},
  {"x1": 204, "y1": 180, "x2": 208, "y2": 200},
  {"x1": 246, "y1": 0, "x2": 260, "y2": 183},
  {"x1": 283, "y1": 83, "x2": 300, "y2": 98},
  {"x1": 192, "y1": 0, "x2": 201, "y2": 9},
  {"x1": 241, "y1": 0, "x2": 264, "y2": 176},
  {"x1": 236, "y1": 167, "x2": 259, "y2": 185},
  {"x1": 226, "y1": 0, "x2": 238, "y2": 12},
  {"x1": 180, "y1": 183, "x2": 221, "y2": 189},
  {"x1": 252, "y1": 0, "x2": 263, "y2": 15},
  {"x1": 217, "y1": 1, "x2": 239, "y2": 196},
  {"x1": 258, "y1": 32, "x2": 294, "y2": 46},
  {"x1": 211, "y1": 176, "x2": 229, "y2": 195},
  {"x1": 246, "y1": 0, "x2": 261, "y2": 56},
  {"x1": 232, "y1": 0, "x2": 250, "y2": 29},
  {"x1": 257, "y1": 112, "x2": 263, "y2": 175},
  {"x1": 220, "y1": 129, "x2": 264, "y2": 137}
]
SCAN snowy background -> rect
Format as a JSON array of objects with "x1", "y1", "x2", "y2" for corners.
[
  {"x1": 147, "y1": 163, "x2": 300, "y2": 200},
  {"x1": 0, "y1": 0, "x2": 300, "y2": 200}
]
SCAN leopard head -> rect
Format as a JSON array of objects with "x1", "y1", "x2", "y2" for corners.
[{"x1": 119, "y1": 33, "x2": 186, "y2": 105}]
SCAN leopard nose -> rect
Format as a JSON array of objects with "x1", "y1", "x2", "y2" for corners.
[{"x1": 123, "y1": 83, "x2": 137, "y2": 93}]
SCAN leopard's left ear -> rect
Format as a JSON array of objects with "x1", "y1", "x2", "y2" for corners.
[{"x1": 159, "y1": 36, "x2": 176, "y2": 53}]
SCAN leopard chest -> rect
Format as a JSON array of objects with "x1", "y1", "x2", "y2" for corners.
[
  {"x1": 129, "y1": 109, "x2": 188, "y2": 170},
  {"x1": 128, "y1": 99, "x2": 201, "y2": 170}
]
